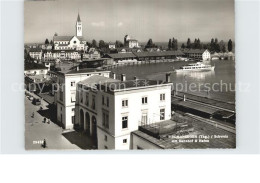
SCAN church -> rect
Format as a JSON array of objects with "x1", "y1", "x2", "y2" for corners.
[
  {"x1": 44, "y1": 13, "x2": 87, "y2": 60},
  {"x1": 53, "y1": 13, "x2": 87, "y2": 51}
]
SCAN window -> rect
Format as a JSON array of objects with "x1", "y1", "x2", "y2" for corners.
[
  {"x1": 59, "y1": 90, "x2": 63, "y2": 101},
  {"x1": 85, "y1": 94, "x2": 89, "y2": 106},
  {"x1": 142, "y1": 97, "x2": 148, "y2": 104},
  {"x1": 123, "y1": 139, "x2": 127, "y2": 143},
  {"x1": 122, "y1": 99, "x2": 128, "y2": 107},
  {"x1": 71, "y1": 81, "x2": 75, "y2": 87},
  {"x1": 92, "y1": 95, "x2": 96, "y2": 110},
  {"x1": 71, "y1": 93, "x2": 76, "y2": 102},
  {"x1": 80, "y1": 92, "x2": 83, "y2": 103},
  {"x1": 160, "y1": 108, "x2": 165, "y2": 120},
  {"x1": 102, "y1": 95, "x2": 105, "y2": 105},
  {"x1": 72, "y1": 116, "x2": 75, "y2": 124},
  {"x1": 106, "y1": 97, "x2": 109, "y2": 107},
  {"x1": 102, "y1": 112, "x2": 109, "y2": 128},
  {"x1": 141, "y1": 113, "x2": 148, "y2": 124},
  {"x1": 122, "y1": 116, "x2": 128, "y2": 129},
  {"x1": 160, "y1": 93, "x2": 165, "y2": 101},
  {"x1": 104, "y1": 135, "x2": 107, "y2": 141},
  {"x1": 104, "y1": 146, "x2": 108, "y2": 149}
]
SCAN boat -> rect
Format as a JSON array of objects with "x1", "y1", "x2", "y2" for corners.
[{"x1": 173, "y1": 62, "x2": 215, "y2": 72}]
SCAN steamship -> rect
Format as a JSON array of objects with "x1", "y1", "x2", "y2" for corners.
[{"x1": 173, "y1": 62, "x2": 215, "y2": 72}]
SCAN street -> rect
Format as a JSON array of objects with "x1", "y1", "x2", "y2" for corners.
[{"x1": 25, "y1": 93, "x2": 95, "y2": 150}]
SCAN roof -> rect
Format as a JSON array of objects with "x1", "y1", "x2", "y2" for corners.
[
  {"x1": 25, "y1": 74, "x2": 51, "y2": 83},
  {"x1": 133, "y1": 50, "x2": 184, "y2": 57},
  {"x1": 100, "y1": 79, "x2": 170, "y2": 91},
  {"x1": 104, "y1": 51, "x2": 184, "y2": 59},
  {"x1": 183, "y1": 49, "x2": 208, "y2": 54},
  {"x1": 79, "y1": 75, "x2": 119, "y2": 86},
  {"x1": 77, "y1": 13, "x2": 81, "y2": 22},
  {"x1": 29, "y1": 48, "x2": 42, "y2": 52},
  {"x1": 105, "y1": 53, "x2": 137, "y2": 59},
  {"x1": 131, "y1": 113, "x2": 236, "y2": 149},
  {"x1": 51, "y1": 50, "x2": 80, "y2": 53},
  {"x1": 126, "y1": 39, "x2": 138, "y2": 42},
  {"x1": 53, "y1": 36, "x2": 86, "y2": 42},
  {"x1": 24, "y1": 62, "x2": 47, "y2": 70},
  {"x1": 58, "y1": 68, "x2": 110, "y2": 75},
  {"x1": 53, "y1": 36, "x2": 73, "y2": 41}
]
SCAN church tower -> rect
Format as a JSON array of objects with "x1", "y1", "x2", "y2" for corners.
[{"x1": 76, "y1": 13, "x2": 82, "y2": 37}]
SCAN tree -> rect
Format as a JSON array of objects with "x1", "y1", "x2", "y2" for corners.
[
  {"x1": 92, "y1": 39, "x2": 97, "y2": 48},
  {"x1": 50, "y1": 40, "x2": 53, "y2": 45},
  {"x1": 210, "y1": 38, "x2": 215, "y2": 52},
  {"x1": 187, "y1": 38, "x2": 191, "y2": 49},
  {"x1": 197, "y1": 38, "x2": 202, "y2": 49},
  {"x1": 99, "y1": 40, "x2": 107, "y2": 48},
  {"x1": 168, "y1": 39, "x2": 172, "y2": 50},
  {"x1": 87, "y1": 42, "x2": 92, "y2": 47},
  {"x1": 181, "y1": 43, "x2": 185, "y2": 49},
  {"x1": 115, "y1": 40, "x2": 124, "y2": 48},
  {"x1": 172, "y1": 38, "x2": 178, "y2": 50},
  {"x1": 214, "y1": 38, "x2": 218, "y2": 45},
  {"x1": 145, "y1": 39, "x2": 155, "y2": 48},
  {"x1": 214, "y1": 38, "x2": 220, "y2": 52},
  {"x1": 45, "y1": 39, "x2": 49, "y2": 45},
  {"x1": 228, "y1": 39, "x2": 233, "y2": 52},
  {"x1": 54, "y1": 32, "x2": 58, "y2": 36},
  {"x1": 219, "y1": 40, "x2": 226, "y2": 52}
]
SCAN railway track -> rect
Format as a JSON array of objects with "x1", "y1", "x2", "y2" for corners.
[
  {"x1": 185, "y1": 113, "x2": 236, "y2": 134},
  {"x1": 172, "y1": 95, "x2": 235, "y2": 113}
]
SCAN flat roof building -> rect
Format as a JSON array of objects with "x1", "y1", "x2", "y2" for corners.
[
  {"x1": 75, "y1": 73, "x2": 173, "y2": 149},
  {"x1": 55, "y1": 67, "x2": 111, "y2": 129}
]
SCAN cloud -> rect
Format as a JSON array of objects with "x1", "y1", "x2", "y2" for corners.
[
  {"x1": 117, "y1": 22, "x2": 123, "y2": 27},
  {"x1": 91, "y1": 21, "x2": 105, "y2": 27}
]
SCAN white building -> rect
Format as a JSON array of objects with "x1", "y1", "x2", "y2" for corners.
[
  {"x1": 55, "y1": 68, "x2": 111, "y2": 129},
  {"x1": 108, "y1": 42, "x2": 116, "y2": 49},
  {"x1": 124, "y1": 35, "x2": 139, "y2": 48},
  {"x1": 44, "y1": 50, "x2": 82, "y2": 60},
  {"x1": 75, "y1": 74, "x2": 172, "y2": 150},
  {"x1": 53, "y1": 36, "x2": 86, "y2": 51},
  {"x1": 24, "y1": 62, "x2": 48, "y2": 75},
  {"x1": 29, "y1": 48, "x2": 42, "y2": 60},
  {"x1": 183, "y1": 49, "x2": 211, "y2": 61}
]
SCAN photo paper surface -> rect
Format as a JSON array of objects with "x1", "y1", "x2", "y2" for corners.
[{"x1": 24, "y1": 0, "x2": 235, "y2": 150}]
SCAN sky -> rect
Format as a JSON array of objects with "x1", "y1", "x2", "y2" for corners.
[{"x1": 24, "y1": 0, "x2": 235, "y2": 43}]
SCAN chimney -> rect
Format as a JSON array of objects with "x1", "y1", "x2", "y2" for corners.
[
  {"x1": 183, "y1": 94, "x2": 186, "y2": 102},
  {"x1": 112, "y1": 72, "x2": 116, "y2": 79},
  {"x1": 166, "y1": 73, "x2": 171, "y2": 83},
  {"x1": 134, "y1": 76, "x2": 138, "y2": 80},
  {"x1": 121, "y1": 74, "x2": 126, "y2": 81}
]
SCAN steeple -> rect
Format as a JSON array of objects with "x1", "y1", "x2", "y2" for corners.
[
  {"x1": 76, "y1": 11, "x2": 82, "y2": 37},
  {"x1": 77, "y1": 12, "x2": 81, "y2": 22}
]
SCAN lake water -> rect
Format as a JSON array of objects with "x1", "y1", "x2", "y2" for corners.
[{"x1": 111, "y1": 60, "x2": 235, "y2": 103}]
